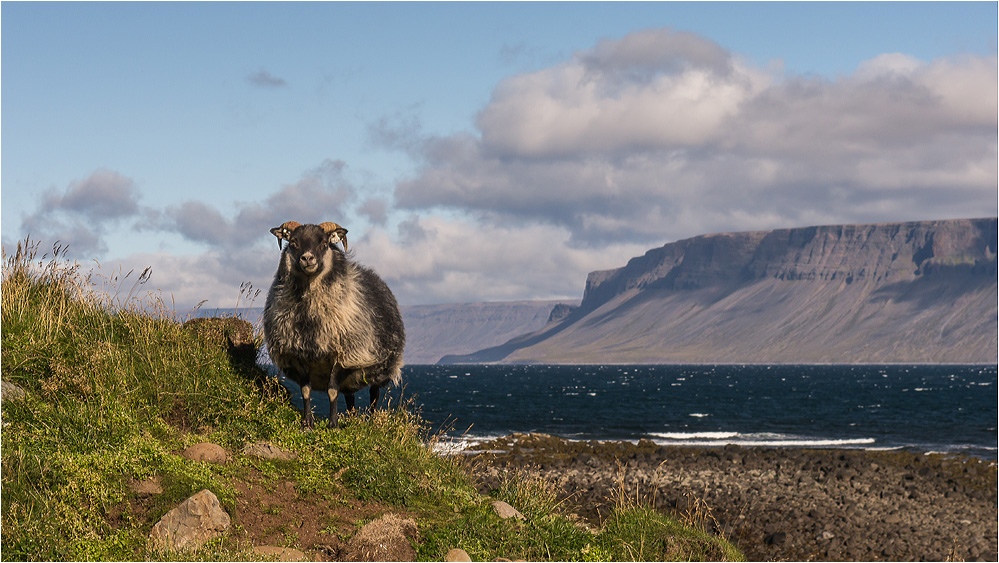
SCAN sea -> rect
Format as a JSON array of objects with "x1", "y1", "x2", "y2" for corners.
[{"x1": 271, "y1": 363, "x2": 998, "y2": 460}]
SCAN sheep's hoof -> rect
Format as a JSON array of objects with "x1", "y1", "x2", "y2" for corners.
[
  {"x1": 301, "y1": 417, "x2": 316, "y2": 432},
  {"x1": 326, "y1": 418, "x2": 339, "y2": 430}
]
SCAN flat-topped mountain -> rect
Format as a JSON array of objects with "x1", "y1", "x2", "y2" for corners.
[{"x1": 443, "y1": 218, "x2": 997, "y2": 364}]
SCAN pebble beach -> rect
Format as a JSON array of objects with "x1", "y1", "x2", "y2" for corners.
[{"x1": 466, "y1": 433, "x2": 998, "y2": 561}]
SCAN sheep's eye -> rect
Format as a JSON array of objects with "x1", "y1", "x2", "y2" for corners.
[{"x1": 289, "y1": 241, "x2": 299, "y2": 250}]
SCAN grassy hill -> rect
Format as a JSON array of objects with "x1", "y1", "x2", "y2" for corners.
[{"x1": 0, "y1": 239, "x2": 742, "y2": 561}]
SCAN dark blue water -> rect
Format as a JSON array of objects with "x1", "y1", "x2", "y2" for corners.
[{"x1": 277, "y1": 364, "x2": 998, "y2": 459}]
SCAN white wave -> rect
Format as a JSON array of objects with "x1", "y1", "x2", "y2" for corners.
[
  {"x1": 651, "y1": 431, "x2": 739, "y2": 440},
  {"x1": 427, "y1": 432, "x2": 508, "y2": 455},
  {"x1": 648, "y1": 431, "x2": 876, "y2": 448},
  {"x1": 688, "y1": 413, "x2": 711, "y2": 418}
]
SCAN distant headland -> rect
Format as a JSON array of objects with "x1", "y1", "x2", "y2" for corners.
[{"x1": 433, "y1": 218, "x2": 997, "y2": 364}]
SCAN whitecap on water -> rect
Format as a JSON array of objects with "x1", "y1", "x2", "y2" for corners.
[
  {"x1": 648, "y1": 431, "x2": 876, "y2": 448},
  {"x1": 651, "y1": 431, "x2": 739, "y2": 440}
]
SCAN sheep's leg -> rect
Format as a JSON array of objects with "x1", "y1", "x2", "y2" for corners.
[
  {"x1": 344, "y1": 392, "x2": 356, "y2": 412},
  {"x1": 301, "y1": 383, "x2": 316, "y2": 430},
  {"x1": 369, "y1": 385, "x2": 381, "y2": 410},
  {"x1": 327, "y1": 387, "x2": 339, "y2": 429}
]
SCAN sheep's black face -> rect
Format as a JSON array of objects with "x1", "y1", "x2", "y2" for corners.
[{"x1": 286, "y1": 224, "x2": 340, "y2": 277}]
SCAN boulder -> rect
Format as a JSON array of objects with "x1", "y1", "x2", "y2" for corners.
[
  {"x1": 491, "y1": 501, "x2": 525, "y2": 521},
  {"x1": 182, "y1": 442, "x2": 230, "y2": 464},
  {"x1": 344, "y1": 513, "x2": 418, "y2": 561},
  {"x1": 445, "y1": 548, "x2": 472, "y2": 562},
  {"x1": 148, "y1": 489, "x2": 231, "y2": 553},
  {"x1": 243, "y1": 441, "x2": 298, "y2": 461},
  {"x1": 1, "y1": 380, "x2": 27, "y2": 402}
]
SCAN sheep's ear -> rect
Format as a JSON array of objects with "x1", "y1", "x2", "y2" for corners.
[
  {"x1": 270, "y1": 221, "x2": 301, "y2": 249},
  {"x1": 320, "y1": 222, "x2": 349, "y2": 253}
]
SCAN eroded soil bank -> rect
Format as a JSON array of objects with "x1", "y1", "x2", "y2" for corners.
[{"x1": 466, "y1": 434, "x2": 998, "y2": 561}]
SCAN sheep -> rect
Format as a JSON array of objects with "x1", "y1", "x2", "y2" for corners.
[{"x1": 263, "y1": 221, "x2": 405, "y2": 429}]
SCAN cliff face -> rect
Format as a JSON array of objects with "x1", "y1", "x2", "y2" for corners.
[
  {"x1": 583, "y1": 219, "x2": 996, "y2": 310},
  {"x1": 447, "y1": 218, "x2": 997, "y2": 364}
]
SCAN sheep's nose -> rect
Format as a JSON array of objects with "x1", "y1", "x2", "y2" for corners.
[{"x1": 300, "y1": 253, "x2": 317, "y2": 268}]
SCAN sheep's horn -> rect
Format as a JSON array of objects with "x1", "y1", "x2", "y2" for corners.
[
  {"x1": 319, "y1": 222, "x2": 349, "y2": 253},
  {"x1": 269, "y1": 221, "x2": 302, "y2": 249}
]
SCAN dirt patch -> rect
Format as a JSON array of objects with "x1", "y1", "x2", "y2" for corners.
[
  {"x1": 115, "y1": 465, "x2": 414, "y2": 561},
  {"x1": 229, "y1": 467, "x2": 404, "y2": 561}
]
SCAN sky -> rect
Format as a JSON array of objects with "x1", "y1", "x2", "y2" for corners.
[{"x1": 2, "y1": 2, "x2": 997, "y2": 310}]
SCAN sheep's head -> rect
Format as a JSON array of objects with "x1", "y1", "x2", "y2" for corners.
[{"x1": 270, "y1": 221, "x2": 349, "y2": 276}]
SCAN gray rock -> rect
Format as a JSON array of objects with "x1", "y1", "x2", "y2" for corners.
[
  {"x1": 253, "y1": 545, "x2": 307, "y2": 561},
  {"x1": 764, "y1": 531, "x2": 787, "y2": 545},
  {"x1": 182, "y1": 442, "x2": 229, "y2": 464},
  {"x1": 1, "y1": 380, "x2": 26, "y2": 402},
  {"x1": 242, "y1": 441, "x2": 298, "y2": 461},
  {"x1": 148, "y1": 489, "x2": 231, "y2": 553},
  {"x1": 445, "y1": 548, "x2": 472, "y2": 561},
  {"x1": 491, "y1": 500, "x2": 525, "y2": 521}
]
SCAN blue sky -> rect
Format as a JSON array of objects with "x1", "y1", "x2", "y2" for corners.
[{"x1": 3, "y1": 2, "x2": 997, "y2": 309}]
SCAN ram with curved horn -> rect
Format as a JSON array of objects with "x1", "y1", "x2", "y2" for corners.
[{"x1": 263, "y1": 220, "x2": 405, "y2": 429}]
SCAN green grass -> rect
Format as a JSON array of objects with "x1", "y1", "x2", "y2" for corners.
[{"x1": 1, "y1": 239, "x2": 743, "y2": 561}]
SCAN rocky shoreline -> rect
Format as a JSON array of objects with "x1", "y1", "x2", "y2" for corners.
[{"x1": 464, "y1": 434, "x2": 998, "y2": 562}]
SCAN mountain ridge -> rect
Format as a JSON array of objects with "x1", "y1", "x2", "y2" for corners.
[{"x1": 442, "y1": 218, "x2": 998, "y2": 364}]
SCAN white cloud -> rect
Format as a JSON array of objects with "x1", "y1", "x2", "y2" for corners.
[
  {"x1": 477, "y1": 29, "x2": 770, "y2": 158},
  {"x1": 394, "y1": 28, "x2": 997, "y2": 249},
  {"x1": 147, "y1": 159, "x2": 356, "y2": 248},
  {"x1": 87, "y1": 247, "x2": 276, "y2": 315},
  {"x1": 358, "y1": 216, "x2": 648, "y2": 305},
  {"x1": 21, "y1": 169, "x2": 142, "y2": 257}
]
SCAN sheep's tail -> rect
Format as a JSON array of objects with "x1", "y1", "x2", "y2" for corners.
[
  {"x1": 388, "y1": 366, "x2": 403, "y2": 387},
  {"x1": 386, "y1": 355, "x2": 404, "y2": 387}
]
